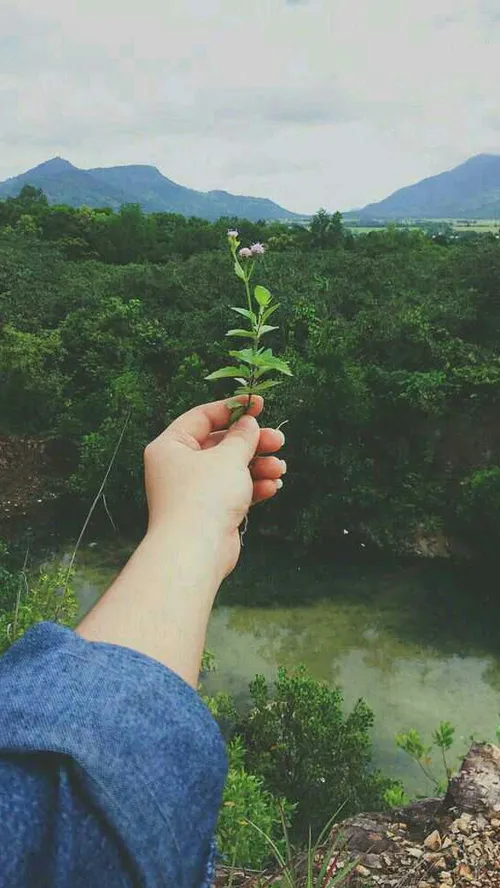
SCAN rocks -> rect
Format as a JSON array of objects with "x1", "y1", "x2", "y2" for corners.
[
  {"x1": 364, "y1": 853, "x2": 383, "y2": 869},
  {"x1": 445, "y1": 743, "x2": 500, "y2": 816},
  {"x1": 394, "y1": 797, "x2": 443, "y2": 838},
  {"x1": 217, "y1": 744, "x2": 500, "y2": 887},
  {"x1": 332, "y1": 813, "x2": 401, "y2": 854},
  {"x1": 0, "y1": 434, "x2": 69, "y2": 534},
  {"x1": 424, "y1": 829, "x2": 442, "y2": 851},
  {"x1": 411, "y1": 528, "x2": 452, "y2": 558}
]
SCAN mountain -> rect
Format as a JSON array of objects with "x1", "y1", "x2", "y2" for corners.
[
  {"x1": 350, "y1": 154, "x2": 500, "y2": 220},
  {"x1": 0, "y1": 157, "x2": 302, "y2": 221}
]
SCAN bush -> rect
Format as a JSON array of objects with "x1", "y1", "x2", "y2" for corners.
[
  {"x1": 216, "y1": 736, "x2": 293, "y2": 870},
  {"x1": 0, "y1": 543, "x2": 78, "y2": 654},
  {"x1": 238, "y1": 666, "x2": 396, "y2": 838}
]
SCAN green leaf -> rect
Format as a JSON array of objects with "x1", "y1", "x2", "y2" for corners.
[
  {"x1": 228, "y1": 404, "x2": 246, "y2": 426},
  {"x1": 230, "y1": 306, "x2": 257, "y2": 325},
  {"x1": 259, "y1": 325, "x2": 279, "y2": 336},
  {"x1": 205, "y1": 365, "x2": 250, "y2": 381},
  {"x1": 226, "y1": 329, "x2": 257, "y2": 339},
  {"x1": 255, "y1": 285, "x2": 272, "y2": 308},
  {"x1": 228, "y1": 348, "x2": 260, "y2": 367},
  {"x1": 262, "y1": 303, "x2": 280, "y2": 322},
  {"x1": 234, "y1": 261, "x2": 246, "y2": 281},
  {"x1": 251, "y1": 348, "x2": 293, "y2": 376}
]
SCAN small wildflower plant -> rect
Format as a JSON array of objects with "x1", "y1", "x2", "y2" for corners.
[{"x1": 205, "y1": 230, "x2": 292, "y2": 424}]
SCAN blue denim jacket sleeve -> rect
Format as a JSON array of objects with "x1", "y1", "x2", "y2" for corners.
[{"x1": 0, "y1": 622, "x2": 228, "y2": 888}]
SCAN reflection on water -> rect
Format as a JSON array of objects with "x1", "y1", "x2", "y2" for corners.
[{"x1": 61, "y1": 538, "x2": 500, "y2": 796}]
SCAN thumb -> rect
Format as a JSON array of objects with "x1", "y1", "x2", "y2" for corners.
[{"x1": 220, "y1": 414, "x2": 260, "y2": 464}]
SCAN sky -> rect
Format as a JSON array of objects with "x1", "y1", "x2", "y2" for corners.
[{"x1": 1, "y1": 0, "x2": 500, "y2": 214}]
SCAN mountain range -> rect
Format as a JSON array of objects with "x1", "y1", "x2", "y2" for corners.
[
  {"x1": 0, "y1": 157, "x2": 302, "y2": 222},
  {"x1": 351, "y1": 154, "x2": 500, "y2": 220},
  {"x1": 2, "y1": 153, "x2": 500, "y2": 221}
]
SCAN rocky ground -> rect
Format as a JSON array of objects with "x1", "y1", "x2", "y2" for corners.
[
  {"x1": 0, "y1": 435, "x2": 70, "y2": 536},
  {"x1": 216, "y1": 744, "x2": 500, "y2": 888}
]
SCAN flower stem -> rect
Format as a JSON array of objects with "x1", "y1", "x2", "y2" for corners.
[
  {"x1": 244, "y1": 275, "x2": 253, "y2": 317},
  {"x1": 244, "y1": 272, "x2": 259, "y2": 410}
]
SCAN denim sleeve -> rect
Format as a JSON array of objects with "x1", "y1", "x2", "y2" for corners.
[{"x1": 0, "y1": 622, "x2": 228, "y2": 888}]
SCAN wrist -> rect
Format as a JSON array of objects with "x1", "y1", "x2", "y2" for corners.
[{"x1": 144, "y1": 517, "x2": 226, "y2": 591}]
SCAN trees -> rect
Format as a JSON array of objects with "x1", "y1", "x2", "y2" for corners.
[
  {"x1": 309, "y1": 208, "x2": 344, "y2": 249},
  {"x1": 0, "y1": 197, "x2": 499, "y2": 555}
]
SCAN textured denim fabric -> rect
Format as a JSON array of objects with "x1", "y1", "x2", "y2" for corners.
[{"x1": 0, "y1": 622, "x2": 228, "y2": 887}]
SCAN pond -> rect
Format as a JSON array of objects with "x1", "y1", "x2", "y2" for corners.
[{"x1": 58, "y1": 536, "x2": 500, "y2": 797}]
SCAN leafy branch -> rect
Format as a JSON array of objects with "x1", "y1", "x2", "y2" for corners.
[
  {"x1": 206, "y1": 230, "x2": 292, "y2": 424},
  {"x1": 395, "y1": 722, "x2": 456, "y2": 795}
]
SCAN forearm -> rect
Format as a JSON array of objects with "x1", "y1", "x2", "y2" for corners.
[{"x1": 76, "y1": 525, "x2": 221, "y2": 688}]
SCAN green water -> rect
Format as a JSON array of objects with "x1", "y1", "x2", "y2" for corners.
[{"x1": 62, "y1": 538, "x2": 500, "y2": 796}]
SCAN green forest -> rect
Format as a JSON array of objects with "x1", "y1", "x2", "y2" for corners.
[
  {"x1": 1, "y1": 185, "x2": 500, "y2": 554},
  {"x1": 1, "y1": 186, "x2": 500, "y2": 879}
]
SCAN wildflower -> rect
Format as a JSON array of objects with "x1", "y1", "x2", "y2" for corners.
[
  {"x1": 227, "y1": 229, "x2": 238, "y2": 239},
  {"x1": 250, "y1": 242, "x2": 265, "y2": 255},
  {"x1": 239, "y1": 247, "x2": 252, "y2": 259}
]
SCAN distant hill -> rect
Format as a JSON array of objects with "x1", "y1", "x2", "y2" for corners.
[
  {"x1": 0, "y1": 157, "x2": 302, "y2": 222},
  {"x1": 349, "y1": 154, "x2": 500, "y2": 220}
]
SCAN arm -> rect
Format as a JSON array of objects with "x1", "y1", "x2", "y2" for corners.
[{"x1": 76, "y1": 395, "x2": 285, "y2": 686}]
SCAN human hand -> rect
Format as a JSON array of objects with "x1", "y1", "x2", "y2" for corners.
[{"x1": 144, "y1": 396, "x2": 285, "y2": 579}]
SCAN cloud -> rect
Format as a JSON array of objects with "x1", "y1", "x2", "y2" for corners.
[{"x1": 0, "y1": 0, "x2": 499, "y2": 213}]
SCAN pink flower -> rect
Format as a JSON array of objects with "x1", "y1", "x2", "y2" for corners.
[
  {"x1": 227, "y1": 229, "x2": 239, "y2": 239},
  {"x1": 239, "y1": 247, "x2": 252, "y2": 259},
  {"x1": 250, "y1": 242, "x2": 265, "y2": 255}
]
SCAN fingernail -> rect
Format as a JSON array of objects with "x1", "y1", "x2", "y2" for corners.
[
  {"x1": 279, "y1": 460, "x2": 287, "y2": 474},
  {"x1": 233, "y1": 415, "x2": 257, "y2": 431},
  {"x1": 276, "y1": 478, "x2": 284, "y2": 490},
  {"x1": 276, "y1": 429, "x2": 285, "y2": 446}
]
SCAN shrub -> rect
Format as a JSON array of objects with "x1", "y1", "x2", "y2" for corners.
[
  {"x1": 238, "y1": 666, "x2": 395, "y2": 838},
  {"x1": 0, "y1": 544, "x2": 78, "y2": 654},
  {"x1": 216, "y1": 736, "x2": 293, "y2": 870}
]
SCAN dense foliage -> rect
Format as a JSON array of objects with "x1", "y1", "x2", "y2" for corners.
[
  {"x1": 1, "y1": 189, "x2": 500, "y2": 554},
  {"x1": 236, "y1": 667, "x2": 395, "y2": 839}
]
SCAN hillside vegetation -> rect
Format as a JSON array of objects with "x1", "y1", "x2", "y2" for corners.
[{"x1": 0, "y1": 188, "x2": 499, "y2": 555}]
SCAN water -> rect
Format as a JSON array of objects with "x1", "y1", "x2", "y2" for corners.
[{"x1": 61, "y1": 537, "x2": 500, "y2": 796}]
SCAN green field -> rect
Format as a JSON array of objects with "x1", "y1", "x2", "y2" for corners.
[
  {"x1": 346, "y1": 218, "x2": 500, "y2": 234},
  {"x1": 447, "y1": 219, "x2": 500, "y2": 232}
]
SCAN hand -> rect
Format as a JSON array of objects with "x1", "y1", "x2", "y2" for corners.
[{"x1": 144, "y1": 396, "x2": 286, "y2": 579}]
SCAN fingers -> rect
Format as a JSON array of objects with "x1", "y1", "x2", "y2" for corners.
[
  {"x1": 257, "y1": 427, "x2": 285, "y2": 455},
  {"x1": 250, "y1": 456, "x2": 286, "y2": 481},
  {"x1": 202, "y1": 426, "x2": 285, "y2": 453},
  {"x1": 252, "y1": 478, "x2": 281, "y2": 505},
  {"x1": 221, "y1": 414, "x2": 260, "y2": 464},
  {"x1": 168, "y1": 395, "x2": 264, "y2": 446}
]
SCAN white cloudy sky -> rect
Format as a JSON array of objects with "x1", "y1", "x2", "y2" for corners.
[{"x1": 1, "y1": 0, "x2": 500, "y2": 213}]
